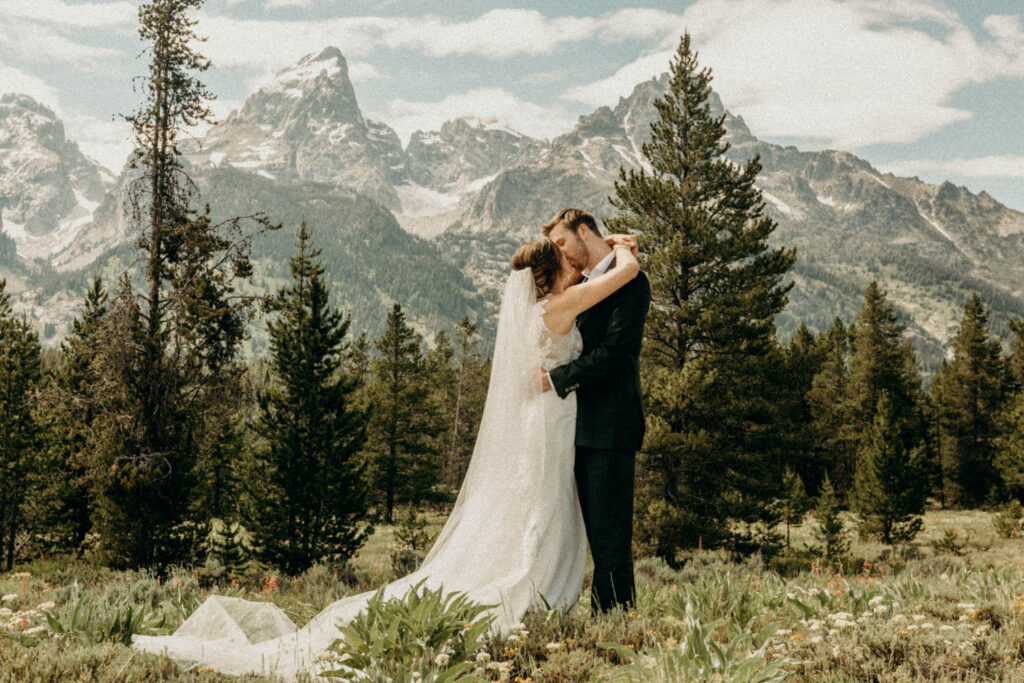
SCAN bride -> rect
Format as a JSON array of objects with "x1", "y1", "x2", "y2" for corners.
[{"x1": 132, "y1": 234, "x2": 640, "y2": 679}]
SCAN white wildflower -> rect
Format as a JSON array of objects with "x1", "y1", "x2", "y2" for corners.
[
  {"x1": 830, "y1": 612, "x2": 854, "y2": 621},
  {"x1": 23, "y1": 625, "x2": 47, "y2": 636},
  {"x1": 0, "y1": 608, "x2": 10, "y2": 617},
  {"x1": 921, "y1": 623, "x2": 935, "y2": 630},
  {"x1": 912, "y1": 615, "x2": 926, "y2": 622},
  {"x1": 511, "y1": 622, "x2": 526, "y2": 632},
  {"x1": 545, "y1": 642, "x2": 563, "y2": 651},
  {"x1": 434, "y1": 653, "x2": 450, "y2": 667},
  {"x1": 974, "y1": 625, "x2": 989, "y2": 636},
  {"x1": 507, "y1": 634, "x2": 521, "y2": 643},
  {"x1": 832, "y1": 645, "x2": 841, "y2": 658},
  {"x1": 828, "y1": 628, "x2": 839, "y2": 636},
  {"x1": 1, "y1": 595, "x2": 17, "y2": 603},
  {"x1": 907, "y1": 624, "x2": 919, "y2": 631},
  {"x1": 869, "y1": 596, "x2": 885, "y2": 607},
  {"x1": 36, "y1": 602, "x2": 55, "y2": 611},
  {"x1": 834, "y1": 619, "x2": 856, "y2": 629},
  {"x1": 957, "y1": 602, "x2": 976, "y2": 610},
  {"x1": 873, "y1": 605, "x2": 888, "y2": 615},
  {"x1": 809, "y1": 636, "x2": 823, "y2": 644},
  {"x1": 411, "y1": 673, "x2": 422, "y2": 683},
  {"x1": 775, "y1": 628, "x2": 792, "y2": 636},
  {"x1": 475, "y1": 652, "x2": 491, "y2": 664},
  {"x1": 939, "y1": 625, "x2": 955, "y2": 632}
]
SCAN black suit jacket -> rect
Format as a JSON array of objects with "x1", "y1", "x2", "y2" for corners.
[{"x1": 549, "y1": 265, "x2": 651, "y2": 451}]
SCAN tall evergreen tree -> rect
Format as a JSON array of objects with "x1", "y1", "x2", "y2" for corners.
[
  {"x1": 254, "y1": 222, "x2": 371, "y2": 574},
  {"x1": 851, "y1": 394, "x2": 927, "y2": 544},
  {"x1": 845, "y1": 282, "x2": 923, "y2": 442},
  {"x1": 89, "y1": 0, "x2": 274, "y2": 568},
  {"x1": 0, "y1": 280, "x2": 42, "y2": 569},
  {"x1": 443, "y1": 317, "x2": 489, "y2": 491},
  {"x1": 39, "y1": 278, "x2": 108, "y2": 553},
  {"x1": 607, "y1": 33, "x2": 796, "y2": 562},
  {"x1": 367, "y1": 303, "x2": 441, "y2": 523},
  {"x1": 806, "y1": 318, "x2": 858, "y2": 496},
  {"x1": 931, "y1": 295, "x2": 1008, "y2": 506}
]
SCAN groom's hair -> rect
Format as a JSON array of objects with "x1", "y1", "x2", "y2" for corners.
[{"x1": 542, "y1": 208, "x2": 602, "y2": 238}]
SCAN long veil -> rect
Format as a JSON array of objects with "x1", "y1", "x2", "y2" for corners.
[{"x1": 133, "y1": 268, "x2": 564, "y2": 680}]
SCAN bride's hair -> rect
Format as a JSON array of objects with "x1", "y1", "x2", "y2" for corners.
[{"x1": 511, "y1": 238, "x2": 561, "y2": 298}]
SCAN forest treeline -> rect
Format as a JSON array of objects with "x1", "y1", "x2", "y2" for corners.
[{"x1": 3, "y1": 4, "x2": 1024, "y2": 579}]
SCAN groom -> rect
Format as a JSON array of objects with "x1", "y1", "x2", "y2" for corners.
[{"x1": 540, "y1": 208, "x2": 651, "y2": 613}]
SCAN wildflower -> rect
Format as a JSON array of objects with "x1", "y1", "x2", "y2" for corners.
[
  {"x1": 666, "y1": 637, "x2": 678, "y2": 647},
  {"x1": 511, "y1": 622, "x2": 526, "y2": 632},
  {"x1": 434, "y1": 653, "x2": 450, "y2": 667},
  {"x1": 36, "y1": 602, "x2": 55, "y2": 611},
  {"x1": 1, "y1": 595, "x2": 16, "y2": 603},
  {"x1": 476, "y1": 652, "x2": 491, "y2": 664},
  {"x1": 833, "y1": 619, "x2": 856, "y2": 629},
  {"x1": 830, "y1": 612, "x2": 854, "y2": 621},
  {"x1": 12, "y1": 572, "x2": 29, "y2": 579},
  {"x1": 507, "y1": 634, "x2": 521, "y2": 643},
  {"x1": 956, "y1": 602, "x2": 976, "y2": 610},
  {"x1": 899, "y1": 629, "x2": 909, "y2": 636},
  {"x1": 411, "y1": 673, "x2": 422, "y2": 683},
  {"x1": 868, "y1": 596, "x2": 884, "y2": 607},
  {"x1": 974, "y1": 625, "x2": 989, "y2": 636},
  {"x1": 906, "y1": 624, "x2": 918, "y2": 631},
  {"x1": 545, "y1": 642, "x2": 563, "y2": 651},
  {"x1": 912, "y1": 615, "x2": 926, "y2": 622},
  {"x1": 920, "y1": 623, "x2": 935, "y2": 630},
  {"x1": 832, "y1": 645, "x2": 841, "y2": 658},
  {"x1": 791, "y1": 634, "x2": 804, "y2": 642},
  {"x1": 873, "y1": 605, "x2": 888, "y2": 615},
  {"x1": 23, "y1": 625, "x2": 46, "y2": 636},
  {"x1": 939, "y1": 625, "x2": 955, "y2": 632},
  {"x1": 810, "y1": 636, "x2": 823, "y2": 644}
]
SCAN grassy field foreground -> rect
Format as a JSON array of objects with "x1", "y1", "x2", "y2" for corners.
[{"x1": 2, "y1": 510, "x2": 1024, "y2": 681}]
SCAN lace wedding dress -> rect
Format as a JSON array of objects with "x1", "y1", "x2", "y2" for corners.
[{"x1": 132, "y1": 269, "x2": 588, "y2": 680}]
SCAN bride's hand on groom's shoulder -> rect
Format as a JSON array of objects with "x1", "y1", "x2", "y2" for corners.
[{"x1": 605, "y1": 234, "x2": 638, "y2": 255}]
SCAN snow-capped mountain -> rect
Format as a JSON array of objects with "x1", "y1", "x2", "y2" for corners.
[
  {"x1": 0, "y1": 93, "x2": 113, "y2": 262},
  {"x1": 183, "y1": 47, "x2": 403, "y2": 209}
]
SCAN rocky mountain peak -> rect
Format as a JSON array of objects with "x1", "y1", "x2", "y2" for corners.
[
  {"x1": 235, "y1": 46, "x2": 363, "y2": 137},
  {"x1": 0, "y1": 93, "x2": 110, "y2": 257}
]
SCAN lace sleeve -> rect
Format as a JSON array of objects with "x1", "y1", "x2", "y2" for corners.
[{"x1": 533, "y1": 297, "x2": 583, "y2": 371}]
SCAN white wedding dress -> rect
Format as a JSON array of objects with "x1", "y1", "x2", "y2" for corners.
[{"x1": 132, "y1": 269, "x2": 588, "y2": 680}]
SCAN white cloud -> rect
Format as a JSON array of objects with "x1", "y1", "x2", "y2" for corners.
[
  {"x1": 62, "y1": 110, "x2": 132, "y2": 172},
  {"x1": 383, "y1": 87, "x2": 575, "y2": 144},
  {"x1": 0, "y1": 0, "x2": 134, "y2": 28},
  {"x1": 380, "y1": 9, "x2": 597, "y2": 58},
  {"x1": 0, "y1": 64, "x2": 62, "y2": 107},
  {"x1": 879, "y1": 156, "x2": 1024, "y2": 180},
  {"x1": 0, "y1": 19, "x2": 124, "y2": 67},
  {"x1": 349, "y1": 61, "x2": 388, "y2": 82},
  {"x1": 562, "y1": 0, "x2": 1024, "y2": 149}
]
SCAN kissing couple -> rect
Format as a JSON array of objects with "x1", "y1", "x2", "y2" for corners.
[{"x1": 133, "y1": 208, "x2": 652, "y2": 679}]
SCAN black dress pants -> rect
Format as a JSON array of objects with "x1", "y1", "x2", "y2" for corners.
[{"x1": 574, "y1": 446, "x2": 636, "y2": 612}]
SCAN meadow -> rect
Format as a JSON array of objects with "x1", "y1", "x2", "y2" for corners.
[{"x1": 2, "y1": 509, "x2": 1024, "y2": 682}]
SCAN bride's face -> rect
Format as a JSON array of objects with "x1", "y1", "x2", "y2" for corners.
[{"x1": 558, "y1": 247, "x2": 582, "y2": 286}]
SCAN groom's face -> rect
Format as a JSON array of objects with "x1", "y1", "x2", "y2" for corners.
[{"x1": 548, "y1": 223, "x2": 589, "y2": 273}]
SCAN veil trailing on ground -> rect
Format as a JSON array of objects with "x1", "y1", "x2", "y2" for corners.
[{"x1": 133, "y1": 266, "x2": 585, "y2": 681}]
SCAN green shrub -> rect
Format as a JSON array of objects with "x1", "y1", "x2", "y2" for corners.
[{"x1": 321, "y1": 577, "x2": 495, "y2": 680}]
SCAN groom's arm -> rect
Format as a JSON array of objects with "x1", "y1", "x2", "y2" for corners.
[{"x1": 548, "y1": 272, "x2": 650, "y2": 399}]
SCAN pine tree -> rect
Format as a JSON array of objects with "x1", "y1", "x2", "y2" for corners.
[
  {"x1": 39, "y1": 278, "x2": 107, "y2": 553},
  {"x1": 89, "y1": 0, "x2": 275, "y2": 568},
  {"x1": 811, "y1": 474, "x2": 850, "y2": 564},
  {"x1": 444, "y1": 317, "x2": 488, "y2": 491},
  {"x1": 607, "y1": 33, "x2": 796, "y2": 562},
  {"x1": 780, "y1": 324, "x2": 829, "y2": 493},
  {"x1": 806, "y1": 318, "x2": 858, "y2": 496},
  {"x1": 851, "y1": 394, "x2": 927, "y2": 544},
  {"x1": 845, "y1": 282, "x2": 923, "y2": 443},
  {"x1": 366, "y1": 303, "x2": 441, "y2": 523},
  {"x1": 779, "y1": 467, "x2": 810, "y2": 549},
  {"x1": 932, "y1": 295, "x2": 1008, "y2": 506},
  {"x1": 254, "y1": 222, "x2": 371, "y2": 574},
  {"x1": 0, "y1": 280, "x2": 42, "y2": 570}
]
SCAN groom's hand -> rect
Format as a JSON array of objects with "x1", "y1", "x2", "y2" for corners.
[{"x1": 541, "y1": 370, "x2": 553, "y2": 392}]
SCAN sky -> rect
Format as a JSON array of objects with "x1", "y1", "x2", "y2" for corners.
[{"x1": 1, "y1": 0, "x2": 1023, "y2": 211}]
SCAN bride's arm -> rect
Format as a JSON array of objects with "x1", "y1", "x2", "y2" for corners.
[{"x1": 547, "y1": 243, "x2": 639, "y2": 324}]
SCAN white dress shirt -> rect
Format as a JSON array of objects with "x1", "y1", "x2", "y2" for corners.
[{"x1": 582, "y1": 250, "x2": 616, "y2": 281}]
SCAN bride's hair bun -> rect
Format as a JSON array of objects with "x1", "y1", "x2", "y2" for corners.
[{"x1": 511, "y1": 238, "x2": 561, "y2": 298}]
